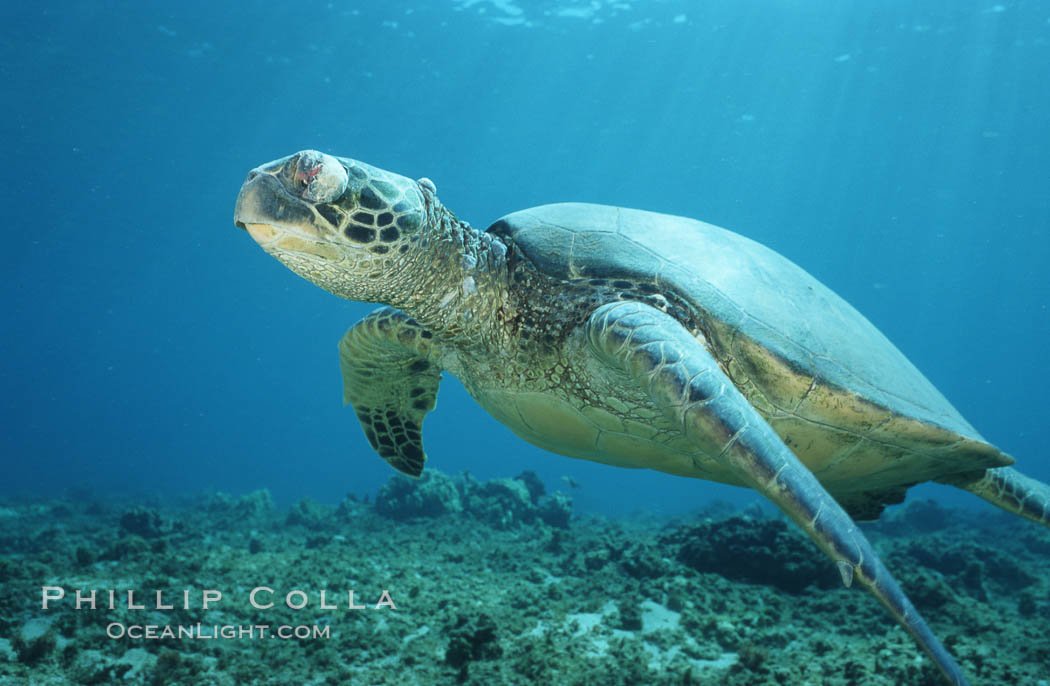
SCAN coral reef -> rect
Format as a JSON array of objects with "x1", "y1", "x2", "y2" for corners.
[
  {"x1": 0, "y1": 479, "x2": 1047, "y2": 685},
  {"x1": 374, "y1": 470, "x2": 572, "y2": 529},
  {"x1": 663, "y1": 515, "x2": 839, "y2": 592}
]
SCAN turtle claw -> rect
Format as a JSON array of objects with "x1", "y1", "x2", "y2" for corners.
[{"x1": 837, "y1": 560, "x2": 854, "y2": 588}]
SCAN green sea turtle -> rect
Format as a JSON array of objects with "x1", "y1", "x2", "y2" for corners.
[{"x1": 233, "y1": 150, "x2": 1050, "y2": 686}]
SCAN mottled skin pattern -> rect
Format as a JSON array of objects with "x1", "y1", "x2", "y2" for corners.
[
  {"x1": 234, "y1": 150, "x2": 1050, "y2": 686},
  {"x1": 940, "y1": 467, "x2": 1050, "y2": 527},
  {"x1": 338, "y1": 308, "x2": 438, "y2": 475}
]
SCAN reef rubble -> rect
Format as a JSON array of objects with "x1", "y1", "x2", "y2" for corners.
[{"x1": 0, "y1": 471, "x2": 1048, "y2": 685}]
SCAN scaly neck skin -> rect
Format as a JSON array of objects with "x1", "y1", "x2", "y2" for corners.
[{"x1": 384, "y1": 202, "x2": 512, "y2": 351}]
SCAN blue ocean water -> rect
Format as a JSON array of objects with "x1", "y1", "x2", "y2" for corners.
[{"x1": 2, "y1": 0, "x2": 1047, "y2": 517}]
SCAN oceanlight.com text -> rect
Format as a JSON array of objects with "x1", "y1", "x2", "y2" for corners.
[{"x1": 105, "y1": 623, "x2": 331, "y2": 640}]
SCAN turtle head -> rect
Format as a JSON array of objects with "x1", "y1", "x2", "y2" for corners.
[{"x1": 234, "y1": 150, "x2": 433, "y2": 301}]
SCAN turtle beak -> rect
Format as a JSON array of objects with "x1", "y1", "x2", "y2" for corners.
[
  {"x1": 233, "y1": 158, "x2": 342, "y2": 261},
  {"x1": 233, "y1": 171, "x2": 258, "y2": 231},
  {"x1": 233, "y1": 170, "x2": 267, "y2": 231},
  {"x1": 233, "y1": 164, "x2": 315, "y2": 238},
  {"x1": 233, "y1": 153, "x2": 297, "y2": 231}
]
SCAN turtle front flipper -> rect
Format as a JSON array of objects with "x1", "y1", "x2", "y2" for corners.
[
  {"x1": 339, "y1": 307, "x2": 442, "y2": 476},
  {"x1": 586, "y1": 301, "x2": 971, "y2": 686}
]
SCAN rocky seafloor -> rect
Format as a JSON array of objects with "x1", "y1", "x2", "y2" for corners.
[{"x1": 1, "y1": 470, "x2": 1048, "y2": 686}]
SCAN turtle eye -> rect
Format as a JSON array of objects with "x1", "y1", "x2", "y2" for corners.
[{"x1": 295, "y1": 163, "x2": 320, "y2": 188}]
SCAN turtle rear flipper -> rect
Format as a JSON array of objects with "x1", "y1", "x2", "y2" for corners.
[
  {"x1": 940, "y1": 467, "x2": 1050, "y2": 528},
  {"x1": 586, "y1": 300, "x2": 971, "y2": 686},
  {"x1": 339, "y1": 307, "x2": 442, "y2": 477}
]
